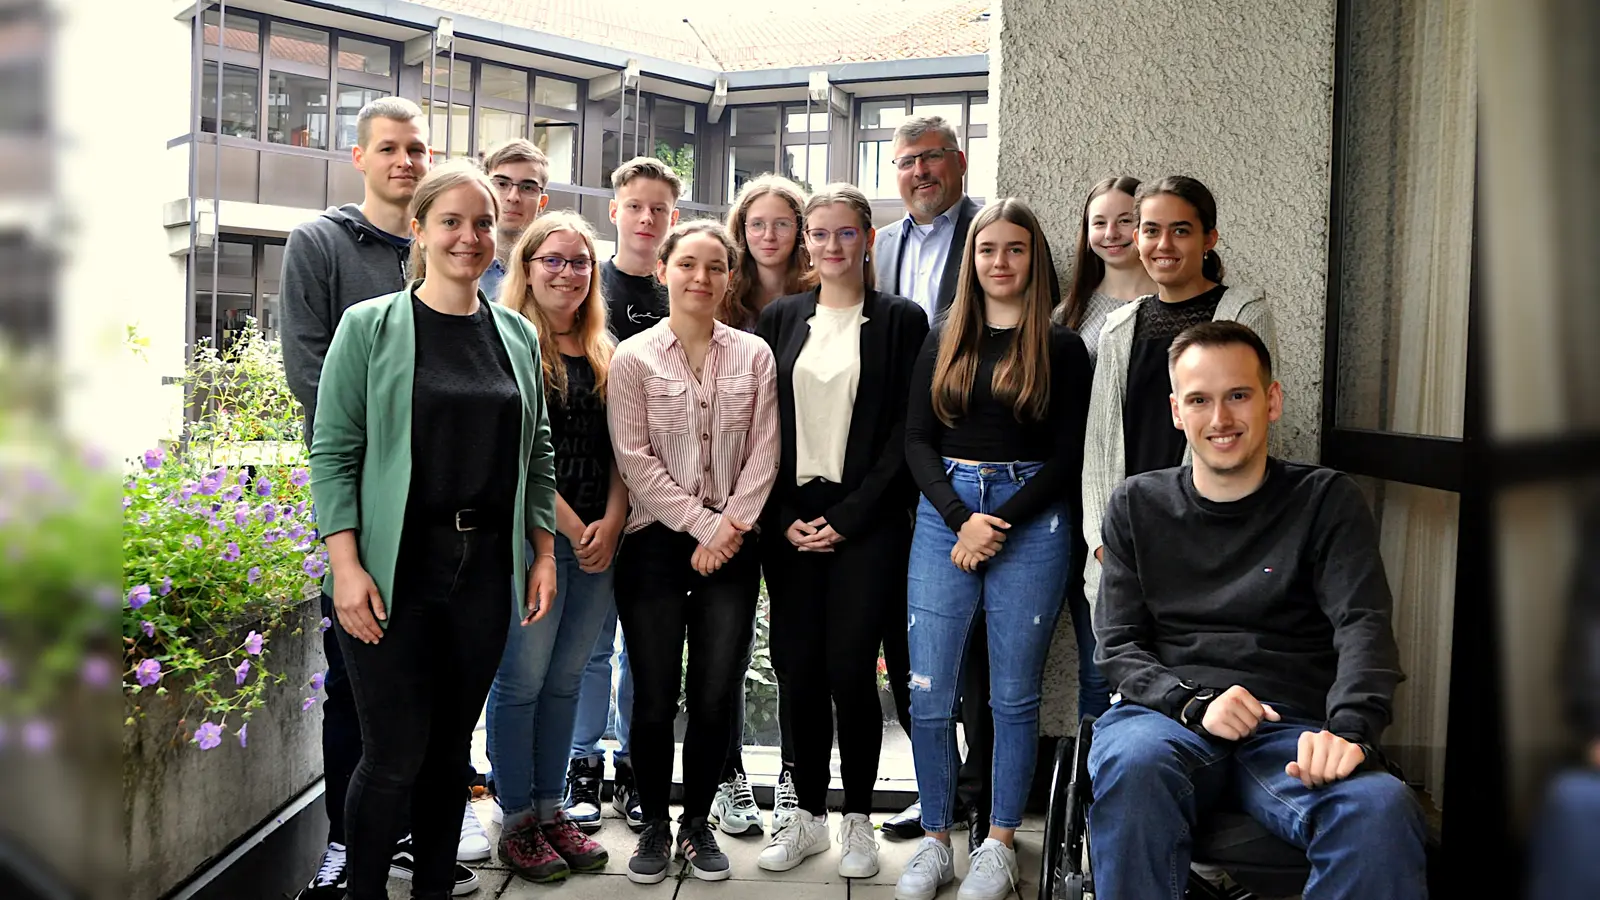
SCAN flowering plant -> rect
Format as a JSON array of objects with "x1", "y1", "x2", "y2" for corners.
[{"x1": 122, "y1": 326, "x2": 325, "y2": 750}]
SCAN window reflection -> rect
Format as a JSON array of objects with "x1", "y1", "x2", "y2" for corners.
[
  {"x1": 267, "y1": 71, "x2": 329, "y2": 150},
  {"x1": 201, "y1": 61, "x2": 259, "y2": 140}
]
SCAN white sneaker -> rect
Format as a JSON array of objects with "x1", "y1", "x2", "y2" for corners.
[
  {"x1": 895, "y1": 836, "x2": 955, "y2": 900},
  {"x1": 757, "y1": 812, "x2": 828, "y2": 871},
  {"x1": 457, "y1": 802, "x2": 492, "y2": 862},
  {"x1": 957, "y1": 838, "x2": 1019, "y2": 900},
  {"x1": 709, "y1": 773, "x2": 763, "y2": 835},
  {"x1": 837, "y1": 812, "x2": 879, "y2": 878},
  {"x1": 772, "y1": 770, "x2": 801, "y2": 831}
]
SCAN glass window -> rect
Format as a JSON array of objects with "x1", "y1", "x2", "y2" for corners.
[
  {"x1": 481, "y1": 64, "x2": 528, "y2": 104},
  {"x1": 266, "y1": 71, "x2": 329, "y2": 150},
  {"x1": 969, "y1": 95, "x2": 990, "y2": 126},
  {"x1": 424, "y1": 57, "x2": 473, "y2": 93},
  {"x1": 477, "y1": 108, "x2": 528, "y2": 153},
  {"x1": 534, "y1": 121, "x2": 577, "y2": 184},
  {"x1": 784, "y1": 108, "x2": 829, "y2": 134},
  {"x1": 202, "y1": 10, "x2": 259, "y2": 54},
  {"x1": 730, "y1": 106, "x2": 778, "y2": 139},
  {"x1": 856, "y1": 140, "x2": 898, "y2": 199},
  {"x1": 335, "y1": 86, "x2": 387, "y2": 150},
  {"x1": 859, "y1": 99, "x2": 907, "y2": 131},
  {"x1": 912, "y1": 95, "x2": 964, "y2": 127},
  {"x1": 201, "y1": 61, "x2": 259, "y2": 140},
  {"x1": 338, "y1": 37, "x2": 391, "y2": 77},
  {"x1": 965, "y1": 135, "x2": 995, "y2": 201},
  {"x1": 782, "y1": 142, "x2": 827, "y2": 191},
  {"x1": 421, "y1": 99, "x2": 471, "y2": 157},
  {"x1": 535, "y1": 77, "x2": 579, "y2": 111},
  {"x1": 656, "y1": 99, "x2": 695, "y2": 135},
  {"x1": 268, "y1": 22, "x2": 328, "y2": 68},
  {"x1": 193, "y1": 240, "x2": 257, "y2": 353},
  {"x1": 654, "y1": 135, "x2": 696, "y2": 202},
  {"x1": 728, "y1": 145, "x2": 776, "y2": 197},
  {"x1": 260, "y1": 244, "x2": 284, "y2": 341}
]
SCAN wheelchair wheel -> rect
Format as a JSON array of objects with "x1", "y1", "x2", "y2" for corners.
[
  {"x1": 1038, "y1": 737, "x2": 1072, "y2": 900},
  {"x1": 1040, "y1": 717, "x2": 1097, "y2": 900}
]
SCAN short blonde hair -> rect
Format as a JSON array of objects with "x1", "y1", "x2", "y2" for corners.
[
  {"x1": 406, "y1": 159, "x2": 500, "y2": 283},
  {"x1": 611, "y1": 156, "x2": 683, "y2": 200}
]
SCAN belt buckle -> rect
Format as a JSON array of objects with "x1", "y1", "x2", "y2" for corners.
[{"x1": 454, "y1": 509, "x2": 477, "y2": 532}]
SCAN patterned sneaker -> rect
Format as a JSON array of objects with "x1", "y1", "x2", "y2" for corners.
[
  {"x1": 772, "y1": 770, "x2": 801, "y2": 832},
  {"x1": 838, "y1": 812, "x2": 880, "y2": 878},
  {"x1": 709, "y1": 773, "x2": 762, "y2": 835},
  {"x1": 757, "y1": 812, "x2": 828, "y2": 872},
  {"x1": 541, "y1": 812, "x2": 609, "y2": 873},
  {"x1": 612, "y1": 759, "x2": 647, "y2": 833},
  {"x1": 498, "y1": 818, "x2": 570, "y2": 884},
  {"x1": 676, "y1": 816, "x2": 732, "y2": 881},
  {"x1": 563, "y1": 756, "x2": 604, "y2": 834},
  {"x1": 628, "y1": 819, "x2": 674, "y2": 884}
]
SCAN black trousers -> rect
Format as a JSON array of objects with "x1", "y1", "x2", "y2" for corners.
[
  {"x1": 616, "y1": 522, "x2": 761, "y2": 824},
  {"x1": 336, "y1": 525, "x2": 512, "y2": 900},
  {"x1": 764, "y1": 481, "x2": 913, "y2": 815}
]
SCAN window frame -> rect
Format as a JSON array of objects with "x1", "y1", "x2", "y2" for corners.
[{"x1": 851, "y1": 92, "x2": 989, "y2": 197}]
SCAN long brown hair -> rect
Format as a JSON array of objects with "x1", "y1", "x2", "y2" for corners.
[
  {"x1": 407, "y1": 158, "x2": 500, "y2": 285},
  {"x1": 931, "y1": 198, "x2": 1057, "y2": 426},
  {"x1": 1061, "y1": 176, "x2": 1142, "y2": 329},
  {"x1": 799, "y1": 183, "x2": 877, "y2": 292},
  {"x1": 1134, "y1": 175, "x2": 1225, "y2": 283},
  {"x1": 723, "y1": 175, "x2": 809, "y2": 328},
  {"x1": 500, "y1": 211, "x2": 614, "y2": 403}
]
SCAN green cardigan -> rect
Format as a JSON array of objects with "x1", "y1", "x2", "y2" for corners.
[{"x1": 308, "y1": 285, "x2": 558, "y2": 626}]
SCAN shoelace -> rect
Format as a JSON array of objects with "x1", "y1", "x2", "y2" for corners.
[
  {"x1": 546, "y1": 815, "x2": 589, "y2": 845},
  {"x1": 729, "y1": 774, "x2": 758, "y2": 811},
  {"x1": 638, "y1": 821, "x2": 673, "y2": 856},
  {"x1": 681, "y1": 822, "x2": 722, "y2": 861},
  {"x1": 313, "y1": 844, "x2": 347, "y2": 886},
  {"x1": 838, "y1": 816, "x2": 877, "y2": 857},
  {"x1": 768, "y1": 816, "x2": 814, "y2": 854},
  {"x1": 905, "y1": 839, "x2": 952, "y2": 879},
  {"x1": 461, "y1": 805, "x2": 487, "y2": 839},
  {"x1": 967, "y1": 842, "x2": 1018, "y2": 894},
  {"x1": 568, "y1": 770, "x2": 601, "y2": 806},
  {"x1": 774, "y1": 773, "x2": 799, "y2": 817},
  {"x1": 506, "y1": 821, "x2": 551, "y2": 859}
]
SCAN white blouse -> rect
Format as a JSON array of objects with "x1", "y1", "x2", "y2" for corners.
[{"x1": 793, "y1": 303, "x2": 866, "y2": 486}]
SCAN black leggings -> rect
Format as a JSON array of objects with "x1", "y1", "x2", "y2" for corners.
[
  {"x1": 764, "y1": 485, "x2": 912, "y2": 816},
  {"x1": 616, "y1": 523, "x2": 760, "y2": 823},
  {"x1": 336, "y1": 525, "x2": 512, "y2": 900}
]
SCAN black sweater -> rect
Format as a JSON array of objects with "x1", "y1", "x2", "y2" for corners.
[
  {"x1": 755, "y1": 289, "x2": 929, "y2": 538},
  {"x1": 603, "y1": 259, "x2": 669, "y2": 343},
  {"x1": 1094, "y1": 459, "x2": 1405, "y2": 746},
  {"x1": 905, "y1": 324, "x2": 1091, "y2": 532}
]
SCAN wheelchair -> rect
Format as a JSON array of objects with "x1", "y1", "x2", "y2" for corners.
[{"x1": 1037, "y1": 715, "x2": 1432, "y2": 900}]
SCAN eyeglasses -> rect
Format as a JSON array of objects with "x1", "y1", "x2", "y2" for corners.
[
  {"x1": 492, "y1": 175, "x2": 546, "y2": 197},
  {"x1": 805, "y1": 227, "x2": 862, "y2": 245},
  {"x1": 891, "y1": 147, "x2": 959, "y2": 171},
  {"x1": 746, "y1": 219, "x2": 797, "y2": 236},
  {"x1": 528, "y1": 256, "x2": 594, "y2": 275}
]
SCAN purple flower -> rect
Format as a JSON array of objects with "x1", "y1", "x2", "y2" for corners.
[
  {"x1": 160, "y1": 576, "x2": 173, "y2": 595},
  {"x1": 237, "y1": 470, "x2": 250, "y2": 486},
  {"x1": 287, "y1": 524, "x2": 306, "y2": 541},
  {"x1": 295, "y1": 501, "x2": 307, "y2": 517},
  {"x1": 210, "y1": 516, "x2": 227, "y2": 532},
  {"x1": 183, "y1": 534, "x2": 202, "y2": 549},
  {"x1": 237, "y1": 724, "x2": 248, "y2": 748},
  {"x1": 289, "y1": 467, "x2": 311, "y2": 487},
  {"x1": 234, "y1": 504, "x2": 250, "y2": 527},
  {"x1": 122, "y1": 496, "x2": 132, "y2": 511},
  {"x1": 81, "y1": 656, "x2": 113, "y2": 686},
  {"x1": 221, "y1": 542, "x2": 240, "y2": 562},
  {"x1": 244, "y1": 630, "x2": 264, "y2": 655},
  {"x1": 318, "y1": 616, "x2": 332, "y2": 633},
  {"x1": 180, "y1": 481, "x2": 197, "y2": 501},
  {"x1": 310, "y1": 671, "x2": 326, "y2": 692},
  {"x1": 198, "y1": 471, "x2": 223, "y2": 496},
  {"x1": 260, "y1": 503, "x2": 277, "y2": 524},
  {"x1": 22, "y1": 720, "x2": 52, "y2": 752},
  {"x1": 221, "y1": 484, "x2": 243, "y2": 503},
  {"x1": 234, "y1": 659, "x2": 251, "y2": 685},
  {"x1": 141, "y1": 620, "x2": 155, "y2": 638},
  {"x1": 302, "y1": 555, "x2": 326, "y2": 578},
  {"x1": 302, "y1": 697, "x2": 316, "y2": 711},
  {"x1": 247, "y1": 566, "x2": 261, "y2": 585},
  {"x1": 262, "y1": 528, "x2": 283, "y2": 544},
  {"x1": 256, "y1": 477, "x2": 272, "y2": 497},
  {"x1": 138, "y1": 512, "x2": 151, "y2": 525},
  {"x1": 142, "y1": 447, "x2": 165, "y2": 470},
  {"x1": 127, "y1": 584, "x2": 151, "y2": 609},
  {"x1": 135, "y1": 658, "x2": 162, "y2": 687},
  {"x1": 194, "y1": 722, "x2": 223, "y2": 750}
]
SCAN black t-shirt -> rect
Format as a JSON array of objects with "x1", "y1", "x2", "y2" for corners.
[
  {"x1": 1123, "y1": 285, "x2": 1227, "y2": 476},
  {"x1": 550, "y1": 355, "x2": 613, "y2": 524},
  {"x1": 905, "y1": 323, "x2": 1091, "y2": 532},
  {"x1": 603, "y1": 258, "x2": 669, "y2": 342},
  {"x1": 405, "y1": 297, "x2": 521, "y2": 523}
]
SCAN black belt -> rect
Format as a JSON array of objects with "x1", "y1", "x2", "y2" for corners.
[{"x1": 416, "y1": 508, "x2": 511, "y2": 533}]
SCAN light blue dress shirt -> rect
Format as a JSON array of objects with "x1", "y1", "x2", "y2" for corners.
[
  {"x1": 479, "y1": 257, "x2": 508, "y2": 303},
  {"x1": 897, "y1": 207, "x2": 957, "y2": 320}
]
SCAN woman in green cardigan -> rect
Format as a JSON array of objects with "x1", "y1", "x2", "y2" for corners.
[{"x1": 309, "y1": 159, "x2": 559, "y2": 900}]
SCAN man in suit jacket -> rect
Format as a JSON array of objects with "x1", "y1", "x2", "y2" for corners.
[{"x1": 871, "y1": 115, "x2": 983, "y2": 323}]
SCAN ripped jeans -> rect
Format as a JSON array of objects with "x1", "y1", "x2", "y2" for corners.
[{"x1": 906, "y1": 460, "x2": 1071, "y2": 832}]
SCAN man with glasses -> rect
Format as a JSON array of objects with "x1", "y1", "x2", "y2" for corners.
[
  {"x1": 870, "y1": 116, "x2": 992, "y2": 847},
  {"x1": 480, "y1": 139, "x2": 551, "y2": 301}
]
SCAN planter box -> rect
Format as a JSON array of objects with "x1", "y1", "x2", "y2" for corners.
[{"x1": 122, "y1": 599, "x2": 323, "y2": 900}]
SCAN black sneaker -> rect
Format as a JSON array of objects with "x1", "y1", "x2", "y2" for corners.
[
  {"x1": 627, "y1": 819, "x2": 674, "y2": 884},
  {"x1": 676, "y1": 816, "x2": 731, "y2": 882},
  {"x1": 882, "y1": 800, "x2": 925, "y2": 840},
  {"x1": 612, "y1": 759, "x2": 646, "y2": 833},
  {"x1": 564, "y1": 756, "x2": 604, "y2": 834},
  {"x1": 294, "y1": 842, "x2": 346, "y2": 899},
  {"x1": 389, "y1": 835, "x2": 482, "y2": 896}
]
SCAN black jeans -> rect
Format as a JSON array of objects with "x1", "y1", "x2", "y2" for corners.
[
  {"x1": 765, "y1": 482, "x2": 912, "y2": 815},
  {"x1": 318, "y1": 591, "x2": 362, "y2": 845},
  {"x1": 615, "y1": 522, "x2": 760, "y2": 823},
  {"x1": 336, "y1": 525, "x2": 513, "y2": 900}
]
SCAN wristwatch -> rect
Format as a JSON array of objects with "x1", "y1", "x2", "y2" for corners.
[{"x1": 1179, "y1": 687, "x2": 1217, "y2": 728}]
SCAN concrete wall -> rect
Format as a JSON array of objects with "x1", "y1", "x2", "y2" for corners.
[{"x1": 993, "y1": 0, "x2": 1337, "y2": 735}]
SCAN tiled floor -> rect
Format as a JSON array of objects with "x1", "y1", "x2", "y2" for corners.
[{"x1": 385, "y1": 802, "x2": 1047, "y2": 899}]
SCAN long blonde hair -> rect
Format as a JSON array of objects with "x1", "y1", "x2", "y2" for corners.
[
  {"x1": 499, "y1": 211, "x2": 613, "y2": 402},
  {"x1": 407, "y1": 158, "x2": 501, "y2": 285},
  {"x1": 800, "y1": 183, "x2": 877, "y2": 292},
  {"x1": 723, "y1": 175, "x2": 809, "y2": 328},
  {"x1": 931, "y1": 198, "x2": 1056, "y2": 426}
]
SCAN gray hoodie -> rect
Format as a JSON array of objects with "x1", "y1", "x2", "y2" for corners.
[{"x1": 279, "y1": 204, "x2": 411, "y2": 442}]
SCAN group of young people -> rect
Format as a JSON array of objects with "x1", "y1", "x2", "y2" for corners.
[{"x1": 284, "y1": 96, "x2": 1431, "y2": 900}]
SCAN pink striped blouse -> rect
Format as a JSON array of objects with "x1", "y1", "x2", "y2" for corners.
[{"x1": 607, "y1": 319, "x2": 780, "y2": 544}]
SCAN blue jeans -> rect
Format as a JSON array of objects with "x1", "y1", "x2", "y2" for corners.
[
  {"x1": 1526, "y1": 769, "x2": 1600, "y2": 899},
  {"x1": 1067, "y1": 586, "x2": 1112, "y2": 720},
  {"x1": 906, "y1": 460, "x2": 1071, "y2": 832},
  {"x1": 1088, "y1": 702, "x2": 1428, "y2": 900},
  {"x1": 570, "y1": 604, "x2": 633, "y2": 763},
  {"x1": 485, "y1": 535, "x2": 617, "y2": 815}
]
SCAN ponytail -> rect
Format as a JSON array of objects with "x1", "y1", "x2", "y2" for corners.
[{"x1": 1202, "y1": 249, "x2": 1225, "y2": 284}]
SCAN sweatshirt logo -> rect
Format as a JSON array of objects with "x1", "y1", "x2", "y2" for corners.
[{"x1": 626, "y1": 305, "x2": 656, "y2": 324}]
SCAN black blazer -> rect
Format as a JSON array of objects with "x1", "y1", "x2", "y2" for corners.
[
  {"x1": 871, "y1": 195, "x2": 983, "y2": 320},
  {"x1": 754, "y1": 288, "x2": 930, "y2": 538}
]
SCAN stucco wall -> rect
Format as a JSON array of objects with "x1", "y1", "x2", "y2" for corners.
[{"x1": 993, "y1": 0, "x2": 1337, "y2": 735}]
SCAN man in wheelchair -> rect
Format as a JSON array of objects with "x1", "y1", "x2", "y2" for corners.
[{"x1": 1086, "y1": 321, "x2": 1428, "y2": 899}]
